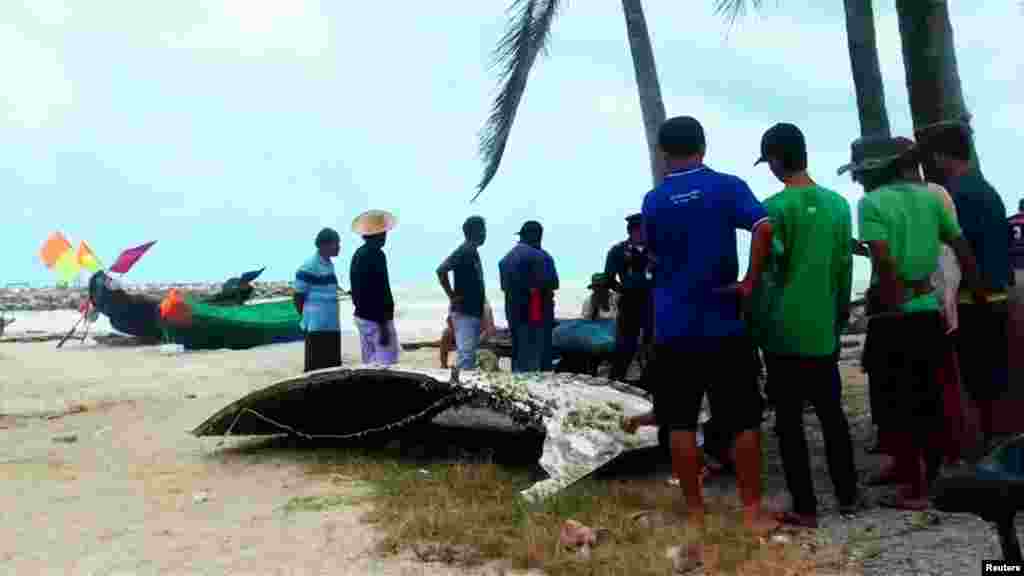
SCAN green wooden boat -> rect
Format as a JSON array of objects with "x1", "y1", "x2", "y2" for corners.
[{"x1": 162, "y1": 296, "x2": 303, "y2": 351}]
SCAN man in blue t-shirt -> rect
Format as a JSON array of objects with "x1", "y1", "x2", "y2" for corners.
[
  {"x1": 499, "y1": 221, "x2": 558, "y2": 372},
  {"x1": 640, "y1": 116, "x2": 777, "y2": 558}
]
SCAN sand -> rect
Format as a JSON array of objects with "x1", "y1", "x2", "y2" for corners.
[
  {"x1": 0, "y1": 337, "x2": 495, "y2": 575},
  {"x1": 1, "y1": 308, "x2": 1015, "y2": 575}
]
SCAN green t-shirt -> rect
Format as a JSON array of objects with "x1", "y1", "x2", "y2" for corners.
[
  {"x1": 750, "y1": 185, "x2": 853, "y2": 357},
  {"x1": 857, "y1": 181, "x2": 963, "y2": 313}
]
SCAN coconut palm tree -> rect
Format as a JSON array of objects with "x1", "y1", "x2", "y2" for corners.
[
  {"x1": 473, "y1": 0, "x2": 667, "y2": 201},
  {"x1": 716, "y1": 0, "x2": 891, "y2": 139},
  {"x1": 892, "y1": 0, "x2": 980, "y2": 179}
]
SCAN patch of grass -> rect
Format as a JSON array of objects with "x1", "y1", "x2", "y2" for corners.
[
  {"x1": 282, "y1": 494, "x2": 362, "y2": 513},
  {"x1": 305, "y1": 448, "x2": 833, "y2": 576}
]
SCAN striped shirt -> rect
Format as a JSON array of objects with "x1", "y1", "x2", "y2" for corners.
[{"x1": 295, "y1": 253, "x2": 340, "y2": 332}]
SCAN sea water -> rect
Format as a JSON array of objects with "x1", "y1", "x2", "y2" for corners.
[{"x1": 2, "y1": 277, "x2": 868, "y2": 342}]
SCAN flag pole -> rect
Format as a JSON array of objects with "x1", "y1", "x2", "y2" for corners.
[{"x1": 57, "y1": 313, "x2": 85, "y2": 349}]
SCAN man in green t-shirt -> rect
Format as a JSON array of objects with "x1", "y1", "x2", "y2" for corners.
[
  {"x1": 838, "y1": 136, "x2": 984, "y2": 510},
  {"x1": 750, "y1": 123, "x2": 859, "y2": 527}
]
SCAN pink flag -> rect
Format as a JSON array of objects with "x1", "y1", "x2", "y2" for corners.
[{"x1": 109, "y1": 241, "x2": 156, "y2": 274}]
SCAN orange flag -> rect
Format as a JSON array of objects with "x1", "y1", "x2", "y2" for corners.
[{"x1": 40, "y1": 232, "x2": 72, "y2": 269}]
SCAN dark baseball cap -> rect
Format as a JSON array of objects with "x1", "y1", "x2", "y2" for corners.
[
  {"x1": 755, "y1": 123, "x2": 805, "y2": 166},
  {"x1": 516, "y1": 220, "x2": 543, "y2": 241}
]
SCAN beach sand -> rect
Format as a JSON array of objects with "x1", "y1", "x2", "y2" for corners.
[
  {"x1": 0, "y1": 337, "x2": 499, "y2": 575},
  {"x1": 0, "y1": 293, "x2": 1011, "y2": 575}
]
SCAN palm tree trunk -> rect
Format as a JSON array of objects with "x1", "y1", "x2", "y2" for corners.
[
  {"x1": 894, "y1": 0, "x2": 980, "y2": 180},
  {"x1": 843, "y1": 0, "x2": 891, "y2": 139},
  {"x1": 621, "y1": 0, "x2": 667, "y2": 187}
]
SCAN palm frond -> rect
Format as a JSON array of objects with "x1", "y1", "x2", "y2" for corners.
[
  {"x1": 473, "y1": 0, "x2": 562, "y2": 201},
  {"x1": 713, "y1": 0, "x2": 764, "y2": 27}
]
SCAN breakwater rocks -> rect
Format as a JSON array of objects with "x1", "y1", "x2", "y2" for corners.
[{"x1": 0, "y1": 281, "x2": 317, "y2": 312}]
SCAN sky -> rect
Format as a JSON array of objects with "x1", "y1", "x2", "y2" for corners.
[{"x1": 3, "y1": 1, "x2": 1021, "y2": 292}]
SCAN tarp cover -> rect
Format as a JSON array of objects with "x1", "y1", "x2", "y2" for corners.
[
  {"x1": 552, "y1": 319, "x2": 617, "y2": 355},
  {"x1": 192, "y1": 366, "x2": 658, "y2": 501}
]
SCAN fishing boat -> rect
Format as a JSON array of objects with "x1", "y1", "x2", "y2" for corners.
[
  {"x1": 159, "y1": 291, "x2": 303, "y2": 351},
  {"x1": 87, "y1": 271, "x2": 163, "y2": 341}
]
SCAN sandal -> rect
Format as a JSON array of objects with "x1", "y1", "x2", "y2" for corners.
[{"x1": 775, "y1": 510, "x2": 819, "y2": 529}]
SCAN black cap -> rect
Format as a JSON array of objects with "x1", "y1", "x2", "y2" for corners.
[
  {"x1": 657, "y1": 116, "x2": 706, "y2": 157},
  {"x1": 315, "y1": 227, "x2": 340, "y2": 247},
  {"x1": 755, "y1": 123, "x2": 805, "y2": 166},
  {"x1": 1019, "y1": 198, "x2": 1024, "y2": 213},
  {"x1": 625, "y1": 213, "x2": 642, "y2": 226},
  {"x1": 516, "y1": 220, "x2": 543, "y2": 242}
]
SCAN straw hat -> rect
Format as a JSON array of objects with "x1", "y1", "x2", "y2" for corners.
[
  {"x1": 836, "y1": 136, "x2": 917, "y2": 176},
  {"x1": 352, "y1": 210, "x2": 397, "y2": 236}
]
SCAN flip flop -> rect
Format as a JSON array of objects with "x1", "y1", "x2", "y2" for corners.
[{"x1": 775, "y1": 511, "x2": 819, "y2": 529}]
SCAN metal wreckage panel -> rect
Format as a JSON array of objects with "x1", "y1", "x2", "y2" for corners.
[{"x1": 192, "y1": 366, "x2": 659, "y2": 500}]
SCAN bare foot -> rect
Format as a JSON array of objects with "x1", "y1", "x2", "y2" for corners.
[
  {"x1": 671, "y1": 542, "x2": 705, "y2": 574},
  {"x1": 743, "y1": 512, "x2": 780, "y2": 537}
]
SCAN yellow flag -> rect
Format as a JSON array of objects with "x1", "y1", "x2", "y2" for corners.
[
  {"x1": 54, "y1": 249, "x2": 81, "y2": 285},
  {"x1": 77, "y1": 241, "x2": 102, "y2": 273}
]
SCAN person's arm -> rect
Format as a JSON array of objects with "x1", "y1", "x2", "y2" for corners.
[
  {"x1": 937, "y1": 197, "x2": 987, "y2": 305},
  {"x1": 641, "y1": 194, "x2": 657, "y2": 261},
  {"x1": 604, "y1": 245, "x2": 624, "y2": 293},
  {"x1": 498, "y1": 255, "x2": 509, "y2": 293},
  {"x1": 349, "y1": 253, "x2": 364, "y2": 313},
  {"x1": 851, "y1": 239, "x2": 870, "y2": 258},
  {"x1": 723, "y1": 179, "x2": 772, "y2": 298},
  {"x1": 865, "y1": 241, "x2": 905, "y2": 309},
  {"x1": 436, "y1": 246, "x2": 461, "y2": 302},
  {"x1": 547, "y1": 254, "x2": 559, "y2": 292},
  {"x1": 740, "y1": 221, "x2": 774, "y2": 296},
  {"x1": 293, "y1": 266, "x2": 309, "y2": 315},
  {"x1": 379, "y1": 251, "x2": 394, "y2": 346},
  {"x1": 835, "y1": 201, "x2": 854, "y2": 336},
  {"x1": 622, "y1": 410, "x2": 656, "y2": 434}
]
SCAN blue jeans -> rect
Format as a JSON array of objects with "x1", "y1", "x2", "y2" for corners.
[
  {"x1": 452, "y1": 313, "x2": 482, "y2": 369},
  {"x1": 513, "y1": 324, "x2": 545, "y2": 373}
]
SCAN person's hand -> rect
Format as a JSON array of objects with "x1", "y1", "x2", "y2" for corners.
[
  {"x1": 877, "y1": 278, "x2": 905, "y2": 309},
  {"x1": 621, "y1": 415, "x2": 640, "y2": 435},
  {"x1": 378, "y1": 324, "x2": 391, "y2": 347},
  {"x1": 714, "y1": 278, "x2": 755, "y2": 300},
  {"x1": 971, "y1": 286, "x2": 990, "y2": 306}
]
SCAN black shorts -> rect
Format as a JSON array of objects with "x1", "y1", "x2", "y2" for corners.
[
  {"x1": 648, "y1": 335, "x2": 763, "y2": 433},
  {"x1": 864, "y1": 311, "x2": 944, "y2": 432},
  {"x1": 304, "y1": 330, "x2": 342, "y2": 372},
  {"x1": 957, "y1": 300, "x2": 1009, "y2": 401}
]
